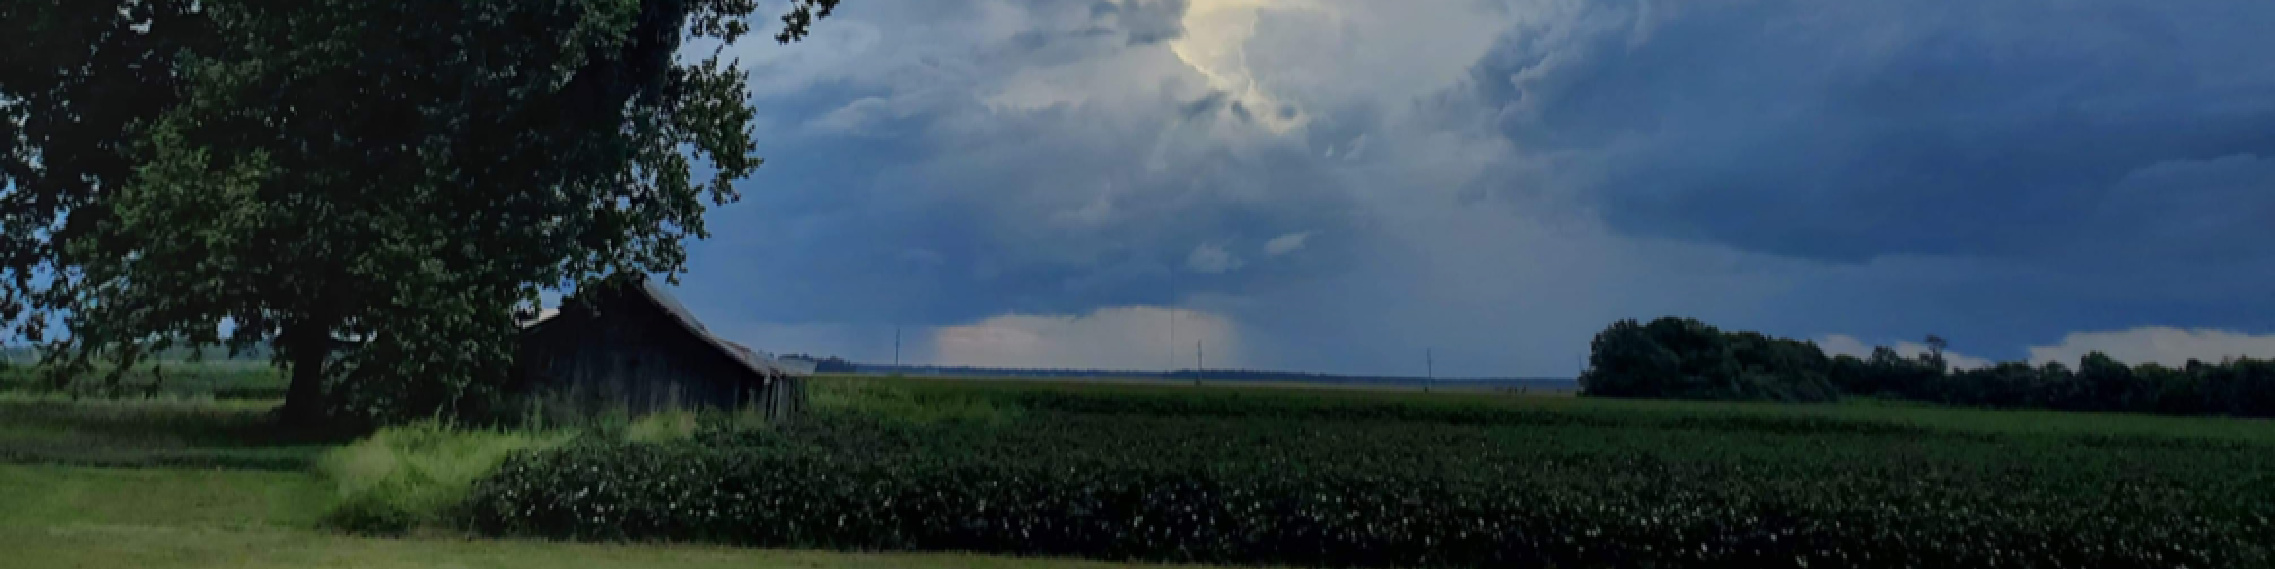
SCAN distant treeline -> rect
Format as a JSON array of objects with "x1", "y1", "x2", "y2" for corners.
[
  {"x1": 779, "y1": 354, "x2": 860, "y2": 373},
  {"x1": 1582, "y1": 317, "x2": 2275, "y2": 417}
]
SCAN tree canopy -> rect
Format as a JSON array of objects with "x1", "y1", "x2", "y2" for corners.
[
  {"x1": 1583, "y1": 316, "x2": 2275, "y2": 418},
  {"x1": 1, "y1": 0, "x2": 840, "y2": 425},
  {"x1": 1580, "y1": 317, "x2": 1838, "y2": 403}
]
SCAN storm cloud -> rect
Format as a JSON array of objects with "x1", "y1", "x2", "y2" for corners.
[
  {"x1": 666, "y1": 0, "x2": 2275, "y2": 376},
  {"x1": 1467, "y1": 1, "x2": 2275, "y2": 263}
]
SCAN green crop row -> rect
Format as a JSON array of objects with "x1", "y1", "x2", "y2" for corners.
[
  {"x1": 465, "y1": 404, "x2": 2275, "y2": 568},
  {"x1": 812, "y1": 376, "x2": 2275, "y2": 445}
]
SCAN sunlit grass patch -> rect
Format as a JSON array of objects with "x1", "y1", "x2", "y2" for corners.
[{"x1": 316, "y1": 421, "x2": 575, "y2": 534}]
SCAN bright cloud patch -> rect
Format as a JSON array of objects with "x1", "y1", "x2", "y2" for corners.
[
  {"x1": 1263, "y1": 231, "x2": 1311, "y2": 256},
  {"x1": 1186, "y1": 243, "x2": 1245, "y2": 274},
  {"x1": 929, "y1": 306, "x2": 1240, "y2": 370},
  {"x1": 2026, "y1": 327, "x2": 2275, "y2": 367},
  {"x1": 1169, "y1": 0, "x2": 1320, "y2": 133}
]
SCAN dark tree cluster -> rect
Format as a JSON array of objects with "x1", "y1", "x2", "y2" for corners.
[
  {"x1": 1853, "y1": 352, "x2": 2275, "y2": 417},
  {"x1": 780, "y1": 353, "x2": 858, "y2": 373},
  {"x1": 1583, "y1": 317, "x2": 2275, "y2": 418},
  {"x1": 1580, "y1": 317, "x2": 1839, "y2": 402}
]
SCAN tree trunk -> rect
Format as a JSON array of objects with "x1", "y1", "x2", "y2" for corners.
[{"x1": 279, "y1": 324, "x2": 330, "y2": 427}]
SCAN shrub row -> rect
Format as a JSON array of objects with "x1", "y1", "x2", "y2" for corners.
[{"x1": 465, "y1": 414, "x2": 2273, "y2": 568}]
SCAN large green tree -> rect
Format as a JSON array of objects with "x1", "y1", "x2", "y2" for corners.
[
  {"x1": 2, "y1": 0, "x2": 839, "y2": 425},
  {"x1": 1, "y1": 0, "x2": 213, "y2": 345}
]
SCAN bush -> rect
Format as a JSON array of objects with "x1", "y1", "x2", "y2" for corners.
[
  {"x1": 622, "y1": 409, "x2": 699, "y2": 444},
  {"x1": 317, "y1": 421, "x2": 572, "y2": 534}
]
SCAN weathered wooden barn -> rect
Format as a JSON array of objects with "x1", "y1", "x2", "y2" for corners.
[{"x1": 516, "y1": 278, "x2": 810, "y2": 421}]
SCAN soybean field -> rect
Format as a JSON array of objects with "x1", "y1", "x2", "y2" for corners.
[{"x1": 469, "y1": 375, "x2": 2275, "y2": 569}]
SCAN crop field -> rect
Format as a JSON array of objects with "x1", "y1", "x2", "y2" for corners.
[
  {"x1": 9, "y1": 371, "x2": 2275, "y2": 568},
  {"x1": 0, "y1": 359, "x2": 286, "y2": 399},
  {"x1": 472, "y1": 375, "x2": 2275, "y2": 568}
]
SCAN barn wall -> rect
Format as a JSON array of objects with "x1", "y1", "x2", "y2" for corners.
[{"x1": 516, "y1": 290, "x2": 799, "y2": 422}]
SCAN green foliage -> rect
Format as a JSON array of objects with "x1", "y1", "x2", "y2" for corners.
[
  {"x1": 315, "y1": 409, "x2": 705, "y2": 535},
  {"x1": 622, "y1": 410, "x2": 700, "y2": 445},
  {"x1": 1920, "y1": 353, "x2": 2275, "y2": 417},
  {"x1": 317, "y1": 421, "x2": 573, "y2": 534},
  {"x1": 0, "y1": 1, "x2": 215, "y2": 347},
  {"x1": 1581, "y1": 317, "x2": 1838, "y2": 402},
  {"x1": 1, "y1": 0, "x2": 841, "y2": 426},
  {"x1": 1585, "y1": 317, "x2": 2275, "y2": 419},
  {"x1": 464, "y1": 378, "x2": 2275, "y2": 568}
]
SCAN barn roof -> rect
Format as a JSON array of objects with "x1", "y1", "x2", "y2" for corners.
[
  {"x1": 523, "y1": 279, "x2": 809, "y2": 379},
  {"x1": 631, "y1": 280, "x2": 808, "y2": 379}
]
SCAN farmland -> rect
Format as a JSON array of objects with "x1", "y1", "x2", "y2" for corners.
[
  {"x1": 0, "y1": 357, "x2": 286, "y2": 399},
  {"x1": 0, "y1": 464, "x2": 1168, "y2": 569},
  {"x1": 6, "y1": 372, "x2": 2275, "y2": 568},
  {"x1": 471, "y1": 376, "x2": 2275, "y2": 568}
]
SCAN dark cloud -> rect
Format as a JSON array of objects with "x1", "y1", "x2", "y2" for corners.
[
  {"x1": 1112, "y1": 0, "x2": 1189, "y2": 45},
  {"x1": 693, "y1": 89, "x2": 1372, "y2": 329},
  {"x1": 681, "y1": 0, "x2": 2275, "y2": 374},
  {"x1": 1077, "y1": 0, "x2": 1189, "y2": 45},
  {"x1": 1180, "y1": 91, "x2": 1230, "y2": 120},
  {"x1": 1468, "y1": 0, "x2": 2275, "y2": 264}
]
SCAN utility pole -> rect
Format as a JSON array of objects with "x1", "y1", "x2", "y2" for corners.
[
  {"x1": 894, "y1": 325, "x2": 902, "y2": 367},
  {"x1": 1167, "y1": 269, "x2": 1177, "y2": 374},
  {"x1": 1426, "y1": 348, "x2": 1434, "y2": 393},
  {"x1": 1195, "y1": 340, "x2": 1204, "y2": 387}
]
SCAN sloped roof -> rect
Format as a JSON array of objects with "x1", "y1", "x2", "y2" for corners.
[
  {"x1": 631, "y1": 279, "x2": 802, "y2": 379},
  {"x1": 523, "y1": 279, "x2": 805, "y2": 379}
]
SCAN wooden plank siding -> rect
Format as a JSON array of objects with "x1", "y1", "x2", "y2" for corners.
[{"x1": 515, "y1": 279, "x2": 805, "y2": 422}]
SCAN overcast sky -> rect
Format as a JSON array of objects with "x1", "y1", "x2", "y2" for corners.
[{"x1": 660, "y1": 0, "x2": 2275, "y2": 376}]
